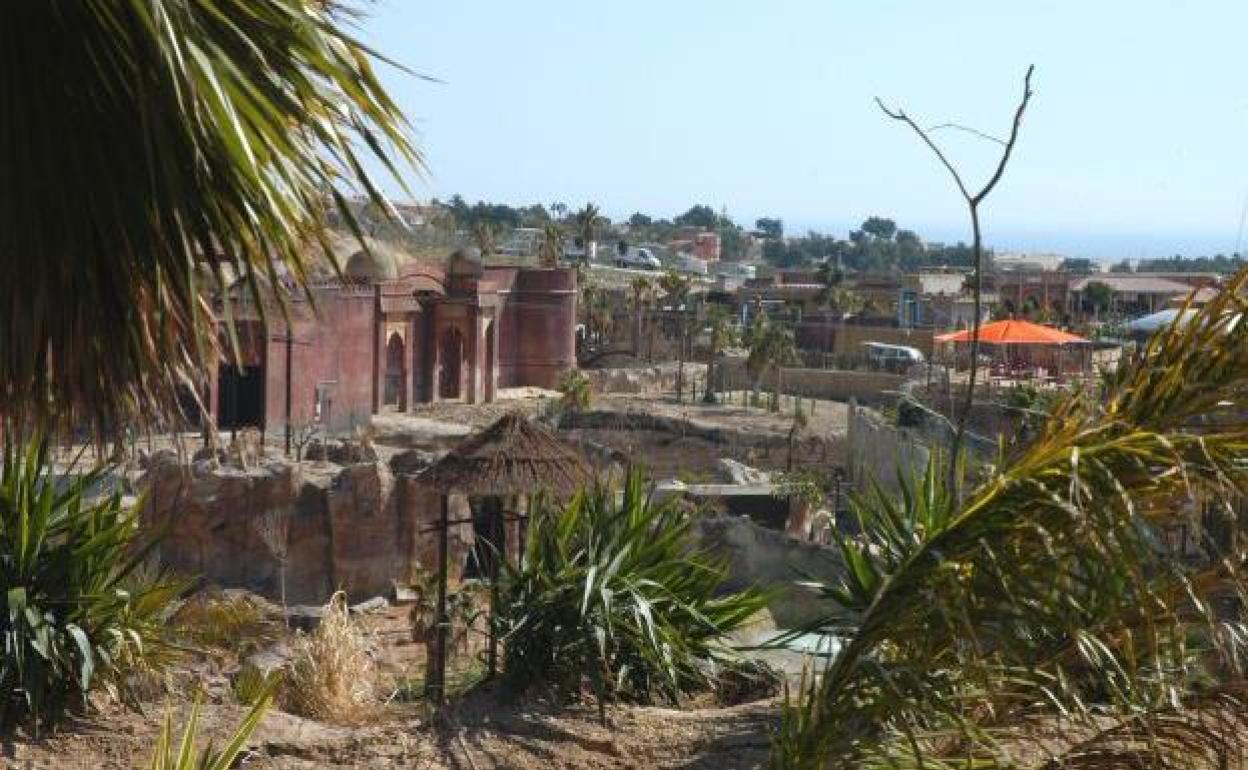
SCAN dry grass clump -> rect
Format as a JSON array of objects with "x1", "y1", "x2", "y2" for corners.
[{"x1": 281, "y1": 592, "x2": 377, "y2": 723}]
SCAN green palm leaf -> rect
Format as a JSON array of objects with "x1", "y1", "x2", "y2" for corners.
[
  {"x1": 1, "y1": 1, "x2": 421, "y2": 433},
  {"x1": 778, "y1": 271, "x2": 1248, "y2": 768}
]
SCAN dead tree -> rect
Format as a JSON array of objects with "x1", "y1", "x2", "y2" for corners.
[
  {"x1": 254, "y1": 507, "x2": 292, "y2": 619},
  {"x1": 876, "y1": 65, "x2": 1035, "y2": 492}
]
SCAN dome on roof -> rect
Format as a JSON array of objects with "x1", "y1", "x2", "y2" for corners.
[
  {"x1": 448, "y1": 247, "x2": 484, "y2": 277},
  {"x1": 341, "y1": 237, "x2": 405, "y2": 282}
]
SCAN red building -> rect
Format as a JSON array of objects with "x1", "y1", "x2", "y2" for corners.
[{"x1": 210, "y1": 248, "x2": 577, "y2": 437}]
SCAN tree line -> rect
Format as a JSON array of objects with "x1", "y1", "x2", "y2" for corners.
[{"x1": 760, "y1": 215, "x2": 985, "y2": 272}]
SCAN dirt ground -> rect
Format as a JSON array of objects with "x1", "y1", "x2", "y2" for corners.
[
  {"x1": 6, "y1": 601, "x2": 777, "y2": 770},
  {"x1": 8, "y1": 696, "x2": 774, "y2": 770}
]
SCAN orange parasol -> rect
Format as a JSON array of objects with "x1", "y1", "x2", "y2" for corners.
[{"x1": 934, "y1": 319, "x2": 1088, "y2": 345}]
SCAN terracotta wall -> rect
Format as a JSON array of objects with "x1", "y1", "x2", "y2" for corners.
[
  {"x1": 260, "y1": 287, "x2": 377, "y2": 439},
  {"x1": 141, "y1": 458, "x2": 476, "y2": 603},
  {"x1": 497, "y1": 267, "x2": 577, "y2": 389}
]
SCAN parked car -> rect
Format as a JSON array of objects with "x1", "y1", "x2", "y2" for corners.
[
  {"x1": 863, "y1": 342, "x2": 926, "y2": 373},
  {"x1": 614, "y1": 246, "x2": 662, "y2": 270}
]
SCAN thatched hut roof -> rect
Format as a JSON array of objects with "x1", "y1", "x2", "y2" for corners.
[{"x1": 418, "y1": 412, "x2": 590, "y2": 496}]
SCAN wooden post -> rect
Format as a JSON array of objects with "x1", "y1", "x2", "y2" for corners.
[{"x1": 429, "y1": 493, "x2": 450, "y2": 704}]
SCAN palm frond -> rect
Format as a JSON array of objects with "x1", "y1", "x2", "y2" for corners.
[
  {"x1": 1, "y1": 1, "x2": 421, "y2": 434},
  {"x1": 780, "y1": 269, "x2": 1248, "y2": 769}
]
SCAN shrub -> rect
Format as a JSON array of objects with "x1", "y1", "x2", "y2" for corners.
[
  {"x1": 173, "y1": 592, "x2": 271, "y2": 653},
  {"x1": 495, "y1": 470, "x2": 768, "y2": 708},
  {"x1": 557, "y1": 369, "x2": 592, "y2": 412},
  {"x1": 281, "y1": 592, "x2": 376, "y2": 723},
  {"x1": 0, "y1": 431, "x2": 184, "y2": 734},
  {"x1": 232, "y1": 663, "x2": 278, "y2": 707}
]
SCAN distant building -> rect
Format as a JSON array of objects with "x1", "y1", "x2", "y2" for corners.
[
  {"x1": 994, "y1": 252, "x2": 1068, "y2": 272},
  {"x1": 897, "y1": 272, "x2": 991, "y2": 329},
  {"x1": 1067, "y1": 274, "x2": 1192, "y2": 317},
  {"x1": 209, "y1": 243, "x2": 577, "y2": 438},
  {"x1": 669, "y1": 228, "x2": 721, "y2": 262}
]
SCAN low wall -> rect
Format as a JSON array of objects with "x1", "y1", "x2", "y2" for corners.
[
  {"x1": 714, "y1": 359, "x2": 905, "y2": 405},
  {"x1": 796, "y1": 322, "x2": 935, "y2": 357},
  {"x1": 141, "y1": 457, "x2": 475, "y2": 603},
  {"x1": 584, "y1": 362, "x2": 707, "y2": 396}
]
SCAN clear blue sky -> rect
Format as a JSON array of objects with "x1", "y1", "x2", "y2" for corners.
[{"x1": 357, "y1": 1, "x2": 1248, "y2": 260}]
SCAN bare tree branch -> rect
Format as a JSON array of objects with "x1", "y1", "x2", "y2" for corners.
[
  {"x1": 972, "y1": 65, "x2": 1035, "y2": 205},
  {"x1": 926, "y1": 123, "x2": 1008, "y2": 147},
  {"x1": 875, "y1": 99, "x2": 975, "y2": 202},
  {"x1": 875, "y1": 65, "x2": 1036, "y2": 494}
]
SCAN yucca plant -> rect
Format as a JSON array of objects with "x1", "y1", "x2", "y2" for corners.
[
  {"x1": 0, "y1": 429, "x2": 186, "y2": 735},
  {"x1": 1, "y1": 1, "x2": 420, "y2": 435},
  {"x1": 495, "y1": 471, "x2": 768, "y2": 713},
  {"x1": 148, "y1": 687, "x2": 272, "y2": 770},
  {"x1": 775, "y1": 271, "x2": 1248, "y2": 768}
]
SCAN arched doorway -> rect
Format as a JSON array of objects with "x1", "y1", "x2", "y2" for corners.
[
  {"x1": 439, "y1": 327, "x2": 465, "y2": 400},
  {"x1": 384, "y1": 331, "x2": 406, "y2": 410}
]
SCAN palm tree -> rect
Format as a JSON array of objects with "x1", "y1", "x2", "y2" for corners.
[
  {"x1": 814, "y1": 259, "x2": 863, "y2": 364},
  {"x1": 538, "y1": 223, "x2": 565, "y2": 268},
  {"x1": 628, "y1": 276, "x2": 653, "y2": 359},
  {"x1": 702, "y1": 305, "x2": 736, "y2": 404},
  {"x1": 774, "y1": 270, "x2": 1248, "y2": 769},
  {"x1": 658, "y1": 270, "x2": 693, "y2": 400},
  {"x1": 472, "y1": 220, "x2": 497, "y2": 259},
  {"x1": 2, "y1": 1, "x2": 419, "y2": 434},
  {"x1": 574, "y1": 203, "x2": 601, "y2": 264},
  {"x1": 746, "y1": 315, "x2": 797, "y2": 412}
]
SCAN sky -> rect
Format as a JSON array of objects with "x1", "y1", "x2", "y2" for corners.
[{"x1": 356, "y1": 1, "x2": 1248, "y2": 260}]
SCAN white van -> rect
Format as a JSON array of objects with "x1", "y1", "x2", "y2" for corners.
[
  {"x1": 615, "y1": 246, "x2": 662, "y2": 270},
  {"x1": 863, "y1": 342, "x2": 925, "y2": 373}
]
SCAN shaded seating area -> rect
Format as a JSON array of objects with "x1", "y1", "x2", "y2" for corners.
[
  {"x1": 935, "y1": 319, "x2": 1092, "y2": 386},
  {"x1": 415, "y1": 412, "x2": 590, "y2": 701}
]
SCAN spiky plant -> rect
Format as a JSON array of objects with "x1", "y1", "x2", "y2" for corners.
[
  {"x1": 0, "y1": 429, "x2": 187, "y2": 734},
  {"x1": 148, "y1": 688, "x2": 272, "y2": 770},
  {"x1": 496, "y1": 471, "x2": 768, "y2": 712},
  {"x1": 774, "y1": 271, "x2": 1248, "y2": 768},
  {"x1": 1, "y1": 1, "x2": 420, "y2": 435}
]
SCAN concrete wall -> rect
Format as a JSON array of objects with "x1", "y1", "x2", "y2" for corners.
[
  {"x1": 844, "y1": 400, "x2": 932, "y2": 494},
  {"x1": 693, "y1": 515, "x2": 842, "y2": 628},
  {"x1": 715, "y1": 359, "x2": 906, "y2": 405}
]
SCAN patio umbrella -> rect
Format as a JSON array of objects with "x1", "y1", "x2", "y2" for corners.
[{"x1": 934, "y1": 319, "x2": 1088, "y2": 345}]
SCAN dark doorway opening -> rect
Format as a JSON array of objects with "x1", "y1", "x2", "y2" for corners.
[
  {"x1": 384, "y1": 332, "x2": 406, "y2": 409},
  {"x1": 439, "y1": 327, "x2": 465, "y2": 400},
  {"x1": 484, "y1": 321, "x2": 496, "y2": 402},
  {"x1": 218, "y1": 364, "x2": 265, "y2": 429}
]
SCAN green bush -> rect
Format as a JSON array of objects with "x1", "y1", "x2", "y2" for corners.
[
  {"x1": 557, "y1": 369, "x2": 592, "y2": 412},
  {"x1": 495, "y1": 471, "x2": 768, "y2": 707},
  {"x1": 0, "y1": 431, "x2": 184, "y2": 734}
]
